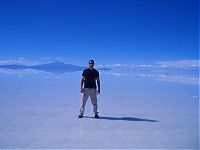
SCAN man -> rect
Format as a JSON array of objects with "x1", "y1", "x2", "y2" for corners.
[{"x1": 78, "y1": 59, "x2": 100, "y2": 118}]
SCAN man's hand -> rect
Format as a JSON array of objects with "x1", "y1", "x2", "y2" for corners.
[
  {"x1": 97, "y1": 89, "x2": 100, "y2": 95},
  {"x1": 80, "y1": 76, "x2": 85, "y2": 93},
  {"x1": 80, "y1": 88, "x2": 84, "y2": 93},
  {"x1": 96, "y1": 77, "x2": 100, "y2": 95}
]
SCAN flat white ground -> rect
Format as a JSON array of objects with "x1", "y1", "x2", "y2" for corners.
[{"x1": 0, "y1": 72, "x2": 199, "y2": 149}]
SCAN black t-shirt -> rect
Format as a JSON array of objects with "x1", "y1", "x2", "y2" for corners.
[{"x1": 82, "y1": 68, "x2": 99, "y2": 89}]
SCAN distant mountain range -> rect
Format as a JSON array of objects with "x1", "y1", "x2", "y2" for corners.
[{"x1": 0, "y1": 61, "x2": 111, "y2": 74}]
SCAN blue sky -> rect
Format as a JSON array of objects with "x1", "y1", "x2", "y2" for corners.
[{"x1": 0, "y1": 0, "x2": 198, "y2": 65}]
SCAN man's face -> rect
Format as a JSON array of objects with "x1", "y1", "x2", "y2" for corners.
[{"x1": 89, "y1": 63, "x2": 94, "y2": 68}]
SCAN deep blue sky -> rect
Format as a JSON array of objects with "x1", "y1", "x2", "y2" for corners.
[{"x1": 0, "y1": 0, "x2": 198, "y2": 64}]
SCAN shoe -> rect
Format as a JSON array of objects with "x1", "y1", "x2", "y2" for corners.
[
  {"x1": 78, "y1": 114, "x2": 83, "y2": 118},
  {"x1": 94, "y1": 114, "x2": 99, "y2": 118}
]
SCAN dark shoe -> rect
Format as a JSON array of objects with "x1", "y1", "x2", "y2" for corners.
[
  {"x1": 78, "y1": 114, "x2": 83, "y2": 118},
  {"x1": 94, "y1": 114, "x2": 99, "y2": 118}
]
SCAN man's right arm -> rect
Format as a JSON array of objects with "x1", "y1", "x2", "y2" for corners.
[{"x1": 80, "y1": 76, "x2": 85, "y2": 93}]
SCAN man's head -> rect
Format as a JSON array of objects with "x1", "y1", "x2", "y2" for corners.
[{"x1": 88, "y1": 59, "x2": 94, "y2": 69}]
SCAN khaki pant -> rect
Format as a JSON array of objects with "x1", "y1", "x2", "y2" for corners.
[{"x1": 80, "y1": 88, "x2": 98, "y2": 115}]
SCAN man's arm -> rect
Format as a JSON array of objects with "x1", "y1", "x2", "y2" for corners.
[
  {"x1": 96, "y1": 77, "x2": 100, "y2": 94},
  {"x1": 80, "y1": 76, "x2": 85, "y2": 93}
]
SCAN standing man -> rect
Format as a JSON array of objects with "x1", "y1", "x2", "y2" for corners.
[{"x1": 78, "y1": 60, "x2": 100, "y2": 118}]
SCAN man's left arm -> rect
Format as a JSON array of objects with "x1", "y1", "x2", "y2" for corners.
[{"x1": 96, "y1": 77, "x2": 100, "y2": 95}]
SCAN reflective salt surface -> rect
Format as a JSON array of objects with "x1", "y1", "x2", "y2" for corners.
[{"x1": 0, "y1": 62, "x2": 199, "y2": 149}]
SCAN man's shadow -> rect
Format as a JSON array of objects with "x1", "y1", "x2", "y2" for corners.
[{"x1": 84, "y1": 116, "x2": 158, "y2": 122}]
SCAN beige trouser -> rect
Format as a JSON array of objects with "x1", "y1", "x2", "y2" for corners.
[{"x1": 80, "y1": 88, "x2": 98, "y2": 115}]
